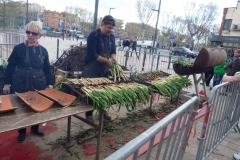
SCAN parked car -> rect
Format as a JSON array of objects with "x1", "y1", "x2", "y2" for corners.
[
  {"x1": 140, "y1": 40, "x2": 153, "y2": 48},
  {"x1": 136, "y1": 40, "x2": 142, "y2": 47},
  {"x1": 76, "y1": 34, "x2": 84, "y2": 39},
  {"x1": 172, "y1": 47, "x2": 197, "y2": 58}
]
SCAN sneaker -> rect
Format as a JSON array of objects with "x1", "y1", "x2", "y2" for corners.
[
  {"x1": 234, "y1": 153, "x2": 240, "y2": 160},
  {"x1": 86, "y1": 116, "x2": 94, "y2": 122}
]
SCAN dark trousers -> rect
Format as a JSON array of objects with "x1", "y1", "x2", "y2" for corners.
[
  {"x1": 213, "y1": 74, "x2": 223, "y2": 87},
  {"x1": 86, "y1": 111, "x2": 93, "y2": 117},
  {"x1": 18, "y1": 124, "x2": 39, "y2": 134},
  {"x1": 205, "y1": 68, "x2": 214, "y2": 86}
]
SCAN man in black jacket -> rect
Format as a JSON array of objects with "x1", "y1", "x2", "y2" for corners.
[{"x1": 82, "y1": 15, "x2": 117, "y2": 121}]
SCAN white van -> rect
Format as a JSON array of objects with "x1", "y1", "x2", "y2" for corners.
[{"x1": 140, "y1": 40, "x2": 153, "y2": 48}]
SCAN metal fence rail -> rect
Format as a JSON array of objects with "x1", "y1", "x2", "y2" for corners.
[
  {"x1": 0, "y1": 32, "x2": 26, "y2": 44},
  {"x1": 0, "y1": 44, "x2": 16, "y2": 64},
  {"x1": 105, "y1": 96, "x2": 199, "y2": 160},
  {"x1": 196, "y1": 81, "x2": 240, "y2": 160},
  {"x1": 116, "y1": 47, "x2": 192, "y2": 74}
]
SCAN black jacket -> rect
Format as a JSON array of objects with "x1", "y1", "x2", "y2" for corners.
[
  {"x1": 227, "y1": 56, "x2": 240, "y2": 76},
  {"x1": 5, "y1": 43, "x2": 52, "y2": 85}
]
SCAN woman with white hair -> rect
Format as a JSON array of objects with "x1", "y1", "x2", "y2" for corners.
[{"x1": 3, "y1": 21, "x2": 53, "y2": 142}]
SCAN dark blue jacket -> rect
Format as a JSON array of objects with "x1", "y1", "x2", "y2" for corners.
[{"x1": 84, "y1": 28, "x2": 116, "y2": 65}]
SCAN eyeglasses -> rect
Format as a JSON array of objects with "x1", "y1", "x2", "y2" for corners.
[{"x1": 26, "y1": 31, "x2": 38, "y2": 36}]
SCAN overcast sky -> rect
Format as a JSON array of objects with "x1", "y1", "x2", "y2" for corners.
[{"x1": 27, "y1": 0, "x2": 238, "y2": 26}]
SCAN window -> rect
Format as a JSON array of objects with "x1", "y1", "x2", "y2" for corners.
[{"x1": 223, "y1": 19, "x2": 232, "y2": 30}]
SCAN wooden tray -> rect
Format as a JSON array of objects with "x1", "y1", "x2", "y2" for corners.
[
  {"x1": 36, "y1": 88, "x2": 76, "y2": 107},
  {"x1": 15, "y1": 91, "x2": 54, "y2": 112},
  {"x1": 0, "y1": 95, "x2": 17, "y2": 113}
]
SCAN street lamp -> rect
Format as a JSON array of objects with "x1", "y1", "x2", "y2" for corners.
[
  {"x1": 26, "y1": 0, "x2": 29, "y2": 24},
  {"x1": 93, "y1": 0, "x2": 99, "y2": 30},
  {"x1": 109, "y1": 8, "x2": 115, "y2": 15},
  {"x1": 151, "y1": 0, "x2": 162, "y2": 52}
]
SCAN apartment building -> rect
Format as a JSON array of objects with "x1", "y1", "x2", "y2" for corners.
[
  {"x1": 219, "y1": 0, "x2": 240, "y2": 36},
  {"x1": 210, "y1": 0, "x2": 240, "y2": 57},
  {"x1": 43, "y1": 11, "x2": 67, "y2": 31}
]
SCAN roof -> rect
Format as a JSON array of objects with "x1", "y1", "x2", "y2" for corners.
[{"x1": 210, "y1": 35, "x2": 240, "y2": 43}]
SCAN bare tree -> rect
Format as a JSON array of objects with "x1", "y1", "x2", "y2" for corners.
[
  {"x1": 0, "y1": 0, "x2": 22, "y2": 29},
  {"x1": 74, "y1": 7, "x2": 93, "y2": 34},
  {"x1": 125, "y1": 22, "x2": 143, "y2": 39},
  {"x1": 65, "y1": 6, "x2": 77, "y2": 30},
  {"x1": 28, "y1": 3, "x2": 44, "y2": 22},
  {"x1": 211, "y1": 24, "x2": 220, "y2": 35},
  {"x1": 184, "y1": 2, "x2": 218, "y2": 47},
  {"x1": 135, "y1": 0, "x2": 156, "y2": 38}
]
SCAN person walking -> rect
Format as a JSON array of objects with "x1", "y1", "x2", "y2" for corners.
[
  {"x1": 213, "y1": 60, "x2": 228, "y2": 87},
  {"x1": 82, "y1": 15, "x2": 117, "y2": 121},
  {"x1": 205, "y1": 68, "x2": 214, "y2": 87},
  {"x1": 123, "y1": 38, "x2": 130, "y2": 56},
  {"x1": 3, "y1": 21, "x2": 53, "y2": 143},
  {"x1": 226, "y1": 49, "x2": 240, "y2": 76},
  {"x1": 131, "y1": 39, "x2": 139, "y2": 59}
]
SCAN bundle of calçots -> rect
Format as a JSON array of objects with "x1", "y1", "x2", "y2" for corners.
[
  {"x1": 150, "y1": 76, "x2": 192, "y2": 99},
  {"x1": 81, "y1": 83, "x2": 152, "y2": 113},
  {"x1": 67, "y1": 78, "x2": 113, "y2": 87},
  {"x1": 110, "y1": 64, "x2": 129, "y2": 82}
]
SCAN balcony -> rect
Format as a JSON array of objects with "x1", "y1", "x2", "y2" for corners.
[{"x1": 232, "y1": 24, "x2": 240, "y2": 31}]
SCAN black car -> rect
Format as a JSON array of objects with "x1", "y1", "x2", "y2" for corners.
[{"x1": 172, "y1": 47, "x2": 197, "y2": 58}]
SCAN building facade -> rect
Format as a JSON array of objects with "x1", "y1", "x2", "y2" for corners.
[
  {"x1": 210, "y1": 1, "x2": 240, "y2": 58},
  {"x1": 43, "y1": 11, "x2": 67, "y2": 31},
  {"x1": 219, "y1": 0, "x2": 240, "y2": 36}
]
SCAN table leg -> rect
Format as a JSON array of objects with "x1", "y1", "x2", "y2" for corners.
[
  {"x1": 96, "y1": 113, "x2": 104, "y2": 160},
  {"x1": 149, "y1": 94, "x2": 153, "y2": 111},
  {"x1": 67, "y1": 116, "x2": 71, "y2": 142}
]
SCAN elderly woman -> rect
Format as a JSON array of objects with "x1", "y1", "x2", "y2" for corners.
[{"x1": 3, "y1": 21, "x2": 52, "y2": 142}]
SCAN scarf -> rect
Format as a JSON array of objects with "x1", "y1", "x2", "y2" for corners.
[{"x1": 24, "y1": 40, "x2": 39, "y2": 47}]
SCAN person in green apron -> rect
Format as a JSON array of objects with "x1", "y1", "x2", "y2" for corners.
[
  {"x1": 3, "y1": 21, "x2": 52, "y2": 143},
  {"x1": 82, "y1": 15, "x2": 117, "y2": 121}
]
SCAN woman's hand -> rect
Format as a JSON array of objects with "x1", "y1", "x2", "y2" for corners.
[
  {"x1": 48, "y1": 85, "x2": 53, "y2": 89},
  {"x1": 3, "y1": 85, "x2": 11, "y2": 95}
]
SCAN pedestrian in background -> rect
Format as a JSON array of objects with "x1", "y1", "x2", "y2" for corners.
[
  {"x1": 213, "y1": 60, "x2": 228, "y2": 87},
  {"x1": 131, "y1": 39, "x2": 139, "y2": 59},
  {"x1": 123, "y1": 38, "x2": 130, "y2": 56},
  {"x1": 226, "y1": 49, "x2": 240, "y2": 76}
]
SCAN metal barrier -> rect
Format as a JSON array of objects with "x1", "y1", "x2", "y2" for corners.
[
  {"x1": 0, "y1": 32, "x2": 26, "y2": 44},
  {"x1": 196, "y1": 81, "x2": 240, "y2": 160},
  {"x1": 0, "y1": 44, "x2": 16, "y2": 63},
  {"x1": 116, "y1": 47, "x2": 192, "y2": 75},
  {"x1": 105, "y1": 96, "x2": 199, "y2": 160}
]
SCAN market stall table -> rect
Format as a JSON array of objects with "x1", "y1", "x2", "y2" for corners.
[{"x1": 0, "y1": 94, "x2": 104, "y2": 160}]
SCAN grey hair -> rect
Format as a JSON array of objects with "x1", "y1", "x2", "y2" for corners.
[{"x1": 25, "y1": 21, "x2": 44, "y2": 34}]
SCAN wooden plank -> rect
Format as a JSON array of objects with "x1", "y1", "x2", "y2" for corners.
[{"x1": 0, "y1": 94, "x2": 92, "y2": 134}]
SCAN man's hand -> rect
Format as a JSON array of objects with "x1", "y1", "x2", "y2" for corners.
[
  {"x1": 111, "y1": 58, "x2": 117, "y2": 64},
  {"x1": 111, "y1": 54, "x2": 117, "y2": 64},
  {"x1": 3, "y1": 85, "x2": 11, "y2": 95},
  {"x1": 222, "y1": 76, "x2": 233, "y2": 82},
  {"x1": 106, "y1": 60, "x2": 114, "y2": 68}
]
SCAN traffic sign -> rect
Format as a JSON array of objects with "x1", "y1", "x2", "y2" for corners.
[{"x1": 169, "y1": 36, "x2": 175, "y2": 42}]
